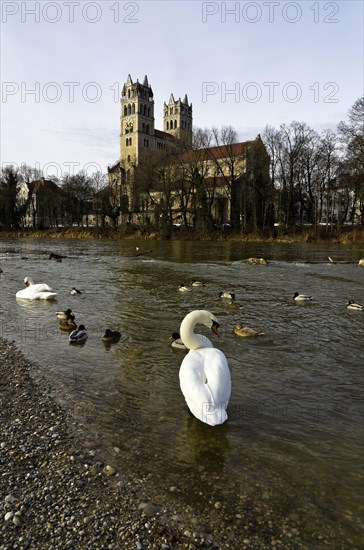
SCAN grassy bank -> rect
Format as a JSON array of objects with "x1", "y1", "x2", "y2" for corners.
[{"x1": 0, "y1": 225, "x2": 363, "y2": 244}]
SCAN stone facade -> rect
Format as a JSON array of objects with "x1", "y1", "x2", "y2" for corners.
[{"x1": 119, "y1": 74, "x2": 192, "y2": 168}]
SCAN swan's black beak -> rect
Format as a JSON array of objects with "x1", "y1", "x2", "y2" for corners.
[{"x1": 211, "y1": 320, "x2": 220, "y2": 337}]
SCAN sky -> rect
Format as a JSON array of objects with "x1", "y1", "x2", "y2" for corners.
[{"x1": 0, "y1": 0, "x2": 363, "y2": 179}]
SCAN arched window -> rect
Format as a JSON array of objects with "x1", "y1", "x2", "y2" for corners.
[
  {"x1": 140, "y1": 103, "x2": 143, "y2": 114},
  {"x1": 127, "y1": 155, "x2": 131, "y2": 162},
  {"x1": 170, "y1": 107, "x2": 173, "y2": 115},
  {"x1": 128, "y1": 89, "x2": 130, "y2": 99},
  {"x1": 143, "y1": 105, "x2": 147, "y2": 115},
  {"x1": 146, "y1": 124, "x2": 149, "y2": 135},
  {"x1": 127, "y1": 104, "x2": 131, "y2": 115},
  {"x1": 148, "y1": 107, "x2": 151, "y2": 117},
  {"x1": 124, "y1": 106, "x2": 127, "y2": 116},
  {"x1": 132, "y1": 103, "x2": 135, "y2": 114},
  {"x1": 166, "y1": 121, "x2": 169, "y2": 130},
  {"x1": 129, "y1": 138, "x2": 132, "y2": 146},
  {"x1": 174, "y1": 120, "x2": 177, "y2": 129},
  {"x1": 142, "y1": 122, "x2": 145, "y2": 133}
]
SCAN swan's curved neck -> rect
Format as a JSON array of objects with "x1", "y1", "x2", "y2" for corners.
[{"x1": 180, "y1": 310, "x2": 214, "y2": 350}]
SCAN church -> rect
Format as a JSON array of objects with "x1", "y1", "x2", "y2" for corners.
[{"x1": 108, "y1": 74, "x2": 270, "y2": 229}]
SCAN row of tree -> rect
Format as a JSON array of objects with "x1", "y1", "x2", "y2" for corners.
[{"x1": 1, "y1": 97, "x2": 363, "y2": 232}]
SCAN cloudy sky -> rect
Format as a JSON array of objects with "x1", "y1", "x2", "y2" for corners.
[{"x1": 1, "y1": 0, "x2": 363, "y2": 178}]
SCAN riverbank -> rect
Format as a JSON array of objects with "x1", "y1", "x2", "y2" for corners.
[
  {"x1": 0, "y1": 226, "x2": 363, "y2": 244},
  {"x1": 1, "y1": 337, "x2": 225, "y2": 550},
  {"x1": 1, "y1": 338, "x2": 361, "y2": 549}
]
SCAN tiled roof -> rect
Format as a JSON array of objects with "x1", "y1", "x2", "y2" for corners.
[
  {"x1": 28, "y1": 179, "x2": 63, "y2": 195},
  {"x1": 154, "y1": 129, "x2": 176, "y2": 142}
]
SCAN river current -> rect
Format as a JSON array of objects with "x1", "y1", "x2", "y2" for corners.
[{"x1": 0, "y1": 238, "x2": 363, "y2": 546}]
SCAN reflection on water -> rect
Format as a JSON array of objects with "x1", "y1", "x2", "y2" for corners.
[{"x1": 0, "y1": 238, "x2": 363, "y2": 544}]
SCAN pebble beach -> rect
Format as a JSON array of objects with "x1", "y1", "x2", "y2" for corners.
[{"x1": 0, "y1": 337, "x2": 361, "y2": 549}]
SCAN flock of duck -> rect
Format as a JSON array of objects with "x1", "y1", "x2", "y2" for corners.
[
  {"x1": 15, "y1": 277, "x2": 121, "y2": 344},
  {"x1": 14, "y1": 269, "x2": 364, "y2": 427}
]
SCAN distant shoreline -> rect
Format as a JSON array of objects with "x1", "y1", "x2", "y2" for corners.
[{"x1": 1, "y1": 226, "x2": 364, "y2": 244}]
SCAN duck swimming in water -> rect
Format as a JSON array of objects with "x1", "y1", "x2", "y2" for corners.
[
  {"x1": 179, "y1": 284, "x2": 191, "y2": 292},
  {"x1": 234, "y1": 323, "x2": 264, "y2": 337},
  {"x1": 219, "y1": 291, "x2": 235, "y2": 301},
  {"x1": 191, "y1": 280, "x2": 205, "y2": 287},
  {"x1": 59, "y1": 313, "x2": 77, "y2": 331},
  {"x1": 293, "y1": 292, "x2": 313, "y2": 301},
  {"x1": 69, "y1": 324, "x2": 88, "y2": 343},
  {"x1": 169, "y1": 332, "x2": 187, "y2": 351},
  {"x1": 56, "y1": 308, "x2": 74, "y2": 320},
  {"x1": 346, "y1": 299, "x2": 364, "y2": 311},
  {"x1": 70, "y1": 287, "x2": 82, "y2": 295},
  {"x1": 227, "y1": 300, "x2": 244, "y2": 310},
  {"x1": 102, "y1": 329, "x2": 121, "y2": 343}
]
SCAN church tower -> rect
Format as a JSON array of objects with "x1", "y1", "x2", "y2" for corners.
[
  {"x1": 163, "y1": 93, "x2": 193, "y2": 146},
  {"x1": 120, "y1": 74, "x2": 155, "y2": 168}
]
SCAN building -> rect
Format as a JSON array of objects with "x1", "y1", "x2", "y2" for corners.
[
  {"x1": 17, "y1": 178, "x2": 64, "y2": 228},
  {"x1": 108, "y1": 74, "x2": 271, "y2": 229}
]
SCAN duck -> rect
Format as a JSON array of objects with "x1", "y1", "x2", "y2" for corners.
[
  {"x1": 69, "y1": 324, "x2": 88, "y2": 343},
  {"x1": 16, "y1": 277, "x2": 57, "y2": 300},
  {"x1": 234, "y1": 323, "x2": 264, "y2": 337},
  {"x1": 102, "y1": 329, "x2": 121, "y2": 343},
  {"x1": 346, "y1": 300, "x2": 364, "y2": 311},
  {"x1": 59, "y1": 313, "x2": 77, "y2": 331},
  {"x1": 219, "y1": 291, "x2": 235, "y2": 300},
  {"x1": 56, "y1": 308, "x2": 74, "y2": 320},
  {"x1": 293, "y1": 292, "x2": 313, "y2": 301},
  {"x1": 191, "y1": 280, "x2": 205, "y2": 287},
  {"x1": 179, "y1": 284, "x2": 191, "y2": 292},
  {"x1": 227, "y1": 299, "x2": 244, "y2": 310},
  {"x1": 169, "y1": 332, "x2": 188, "y2": 351},
  {"x1": 179, "y1": 310, "x2": 231, "y2": 426},
  {"x1": 70, "y1": 287, "x2": 82, "y2": 295},
  {"x1": 49, "y1": 253, "x2": 63, "y2": 262}
]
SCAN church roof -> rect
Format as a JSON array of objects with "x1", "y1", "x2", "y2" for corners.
[
  {"x1": 154, "y1": 129, "x2": 176, "y2": 142},
  {"x1": 27, "y1": 178, "x2": 63, "y2": 195},
  {"x1": 176, "y1": 140, "x2": 256, "y2": 163}
]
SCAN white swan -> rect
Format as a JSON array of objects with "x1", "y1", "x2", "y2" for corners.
[
  {"x1": 16, "y1": 277, "x2": 57, "y2": 300},
  {"x1": 179, "y1": 310, "x2": 231, "y2": 426}
]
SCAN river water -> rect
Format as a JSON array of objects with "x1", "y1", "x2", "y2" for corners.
[{"x1": 0, "y1": 238, "x2": 363, "y2": 546}]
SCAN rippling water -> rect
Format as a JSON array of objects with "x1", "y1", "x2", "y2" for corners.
[{"x1": 0, "y1": 238, "x2": 363, "y2": 545}]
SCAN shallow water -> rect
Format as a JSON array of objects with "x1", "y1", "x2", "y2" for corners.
[{"x1": 0, "y1": 238, "x2": 363, "y2": 544}]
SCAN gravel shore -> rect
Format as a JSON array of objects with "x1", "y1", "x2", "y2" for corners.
[
  {"x1": 0, "y1": 338, "x2": 360, "y2": 549},
  {"x1": 1, "y1": 338, "x2": 220, "y2": 550}
]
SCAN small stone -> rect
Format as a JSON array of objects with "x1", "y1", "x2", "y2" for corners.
[
  {"x1": 214, "y1": 501, "x2": 222, "y2": 509},
  {"x1": 5, "y1": 511, "x2": 14, "y2": 521},
  {"x1": 169, "y1": 486, "x2": 177, "y2": 492},
  {"x1": 5, "y1": 494, "x2": 16, "y2": 505},
  {"x1": 103, "y1": 465, "x2": 116, "y2": 476},
  {"x1": 13, "y1": 515, "x2": 21, "y2": 527}
]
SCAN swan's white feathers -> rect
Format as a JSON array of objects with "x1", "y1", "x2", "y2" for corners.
[
  {"x1": 179, "y1": 310, "x2": 231, "y2": 426},
  {"x1": 179, "y1": 348, "x2": 230, "y2": 426},
  {"x1": 16, "y1": 277, "x2": 57, "y2": 300}
]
